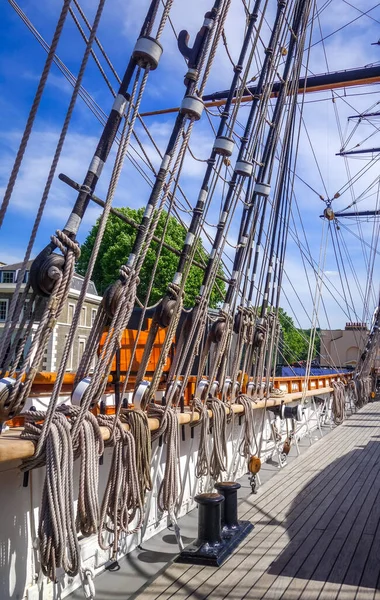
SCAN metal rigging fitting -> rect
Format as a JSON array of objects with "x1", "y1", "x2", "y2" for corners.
[
  {"x1": 323, "y1": 206, "x2": 335, "y2": 221},
  {"x1": 254, "y1": 182, "x2": 271, "y2": 196},
  {"x1": 213, "y1": 136, "x2": 235, "y2": 157},
  {"x1": 235, "y1": 159, "x2": 254, "y2": 177},
  {"x1": 180, "y1": 95, "x2": 204, "y2": 120},
  {"x1": 178, "y1": 10, "x2": 215, "y2": 85},
  {"x1": 132, "y1": 36, "x2": 163, "y2": 70}
]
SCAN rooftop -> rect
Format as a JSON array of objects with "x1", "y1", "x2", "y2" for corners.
[{"x1": 0, "y1": 260, "x2": 99, "y2": 296}]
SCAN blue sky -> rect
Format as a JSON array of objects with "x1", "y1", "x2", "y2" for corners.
[{"x1": 1, "y1": 0, "x2": 380, "y2": 332}]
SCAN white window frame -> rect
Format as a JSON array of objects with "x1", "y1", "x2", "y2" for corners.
[
  {"x1": 91, "y1": 308, "x2": 97, "y2": 326},
  {"x1": 65, "y1": 335, "x2": 73, "y2": 371},
  {"x1": 68, "y1": 303, "x2": 75, "y2": 325},
  {"x1": 0, "y1": 299, "x2": 9, "y2": 321},
  {"x1": 78, "y1": 337, "x2": 86, "y2": 368},
  {"x1": 80, "y1": 306, "x2": 87, "y2": 327}
]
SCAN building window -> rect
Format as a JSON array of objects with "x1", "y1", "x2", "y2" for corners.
[
  {"x1": 68, "y1": 303, "x2": 75, "y2": 325},
  {"x1": 23, "y1": 271, "x2": 29, "y2": 284},
  {"x1": 0, "y1": 299, "x2": 8, "y2": 321},
  {"x1": 78, "y1": 338, "x2": 86, "y2": 367},
  {"x1": 1, "y1": 271, "x2": 15, "y2": 284},
  {"x1": 65, "y1": 335, "x2": 73, "y2": 371},
  {"x1": 80, "y1": 306, "x2": 87, "y2": 327},
  {"x1": 91, "y1": 308, "x2": 97, "y2": 326}
]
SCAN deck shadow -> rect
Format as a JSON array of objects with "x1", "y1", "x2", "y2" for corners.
[{"x1": 266, "y1": 437, "x2": 380, "y2": 592}]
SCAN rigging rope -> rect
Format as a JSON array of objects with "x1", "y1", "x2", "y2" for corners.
[{"x1": 0, "y1": 0, "x2": 73, "y2": 229}]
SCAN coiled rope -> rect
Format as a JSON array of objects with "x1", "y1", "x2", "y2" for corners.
[
  {"x1": 98, "y1": 416, "x2": 144, "y2": 559},
  {"x1": 21, "y1": 406, "x2": 104, "y2": 579},
  {"x1": 331, "y1": 380, "x2": 346, "y2": 425},
  {"x1": 237, "y1": 393, "x2": 258, "y2": 458},
  {"x1": 207, "y1": 397, "x2": 227, "y2": 480},
  {"x1": 190, "y1": 397, "x2": 210, "y2": 478},
  {"x1": 147, "y1": 404, "x2": 179, "y2": 513}
]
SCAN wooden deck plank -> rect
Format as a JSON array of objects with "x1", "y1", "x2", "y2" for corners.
[
  {"x1": 171, "y1": 430, "x2": 369, "y2": 600},
  {"x1": 273, "y1": 427, "x2": 380, "y2": 600},
  {"x1": 149, "y1": 422, "x2": 366, "y2": 600},
  {"x1": 355, "y1": 518, "x2": 380, "y2": 596},
  {"x1": 144, "y1": 421, "x2": 364, "y2": 600},
  {"x1": 132, "y1": 403, "x2": 380, "y2": 600},
  {"x1": 144, "y1": 422, "x2": 369, "y2": 600},
  {"x1": 295, "y1": 443, "x2": 380, "y2": 599},
  {"x1": 231, "y1": 434, "x2": 380, "y2": 600}
]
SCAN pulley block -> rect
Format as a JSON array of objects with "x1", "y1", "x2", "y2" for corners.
[
  {"x1": 30, "y1": 245, "x2": 65, "y2": 297},
  {"x1": 248, "y1": 455, "x2": 261, "y2": 474},
  {"x1": 282, "y1": 437, "x2": 291, "y2": 455},
  {"x1": 195, "y1": 379, "x2": 209, "y2": 400},
  {"x1": 0, "y1": 377, "x2": 16, "y2": 422},
  {"x1": 156, "y1": 294, "x2": 177, "y2": 328},
  {"x1": 133, "y1": 380, "x2": 151, "y2": 408},
  {"x1": 103, "y1": 279, "x2": 124, "y2": 319},
  {"x1": 210, "y1": 318, "x2": 225, "y2": 343},
  {"x1": 72, "y1": 377, "x2": 92, "y2": 406}
]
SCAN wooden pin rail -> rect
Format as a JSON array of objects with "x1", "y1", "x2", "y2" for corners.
[{"x1": 0, "y1": 385, "x2": 334, "y2": 470}]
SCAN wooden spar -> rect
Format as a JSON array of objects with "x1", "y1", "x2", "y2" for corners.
[
  {"x1": 0, "y1": 385, "x2": 338, "y2": 467},
  {"x1": 336, "y1": 147, "x2": 380, "y2": 156},
  {"x1": 139, "y1": 65, "x2": 380, "y2": 117}
]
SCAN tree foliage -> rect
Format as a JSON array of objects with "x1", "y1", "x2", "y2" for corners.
[
  {"x1": 277, "y1": 307, "x2": 320, "y2": 364},
  {"x1": 77, "y1": 207, "x2": 226, "y2": 308}
]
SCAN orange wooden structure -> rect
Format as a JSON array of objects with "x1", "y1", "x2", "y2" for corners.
[{"x1": 98, "y1": 319, "x2": 172, "y2": 374}]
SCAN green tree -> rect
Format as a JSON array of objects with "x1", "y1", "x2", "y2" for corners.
[
  {"x1": 277, "y1": 308, "x2": 319, "y2": 364},
  {"x1": 77, "y1": 207, "x2": 225, "y2": 308}
]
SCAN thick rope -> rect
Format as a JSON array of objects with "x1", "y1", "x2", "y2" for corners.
[
  {"x1": 331, "y1": 380, "x2": 346, "y2": 425},
  {"x1": 207, "y1": 397, "x2": 227, "y2": 480},
  {"x1": 147, "y1": 404, "x2": 179, "y2": 513},
  {"x1": 190, "y1": 397, "x2": 210, "y2": 478},
  {"x1": 98, "y1": 416, "x2": 144, "y2": 559},
  {"x1": 237, "y1": 393, "x2": 258, "y2": 458},
  {"x1": 121, "y1": 409, "x2": 152, "y2": 500},
  {"x1": 21, "y1": 411, "x2": 81, "y2": 580}
]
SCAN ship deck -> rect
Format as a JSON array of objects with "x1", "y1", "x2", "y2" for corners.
[{"x1": 131, "y1": 400, "x2": 380, "y2": 600}]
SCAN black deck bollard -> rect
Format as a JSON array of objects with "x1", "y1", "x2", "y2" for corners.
[
  {"x1": 214, "y1": 481, "x2": 241, "y2": 536},
  {"x1": 214, "y1": 481, "x2": 254, "y2": 545},
  {"x1": 195, "y1": 493, "x2": 224, "y2": 546},
  {"x1": 176, "y1": 485, "x2": 254, "y2": 567},
  {"x1": 176, "y1": 492, "x2": 225, "y2": 566}
]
